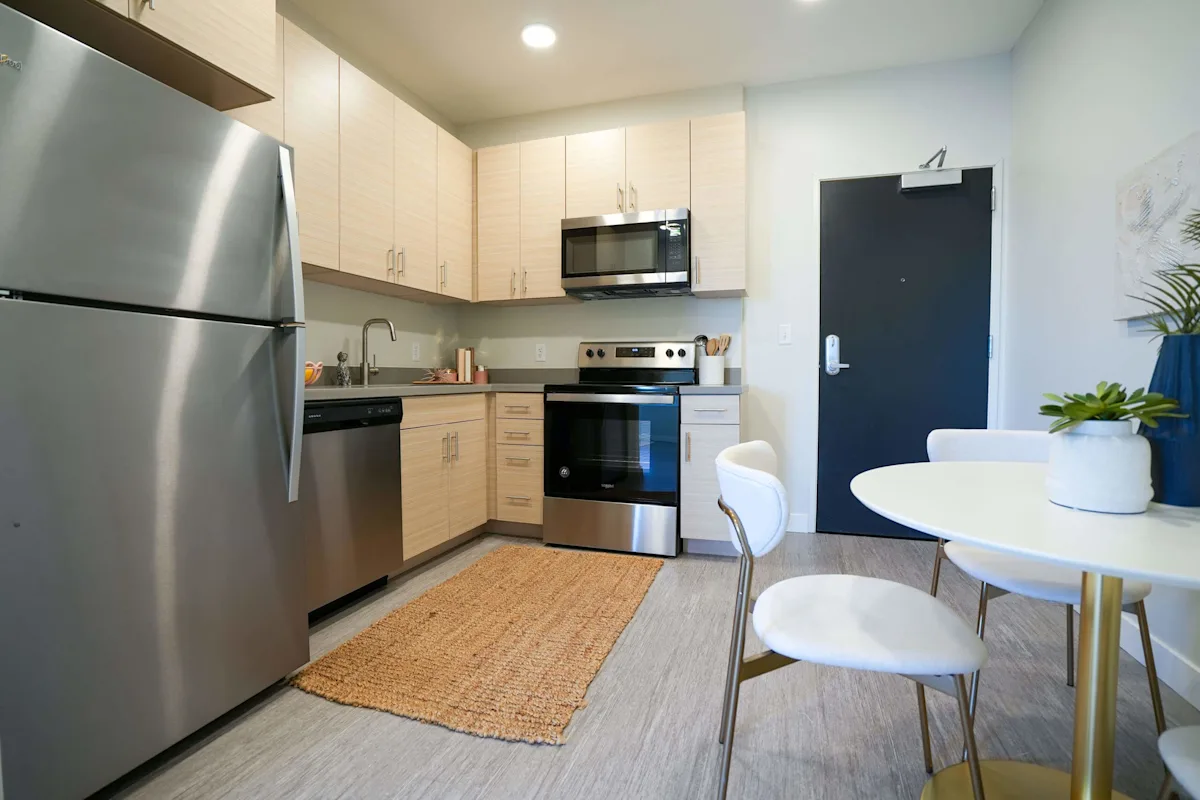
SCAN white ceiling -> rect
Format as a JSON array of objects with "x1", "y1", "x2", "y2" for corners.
[{"x1": 289, "y1": 0, "x2": 1043, "y2": 126}]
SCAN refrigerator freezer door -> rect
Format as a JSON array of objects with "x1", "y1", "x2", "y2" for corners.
[
  {"x1": 0, "y1": 5, "x2": 292, "y2": 323},
  {"x1": 0, "y1": 300, "x2": 309, "y2": 800}
]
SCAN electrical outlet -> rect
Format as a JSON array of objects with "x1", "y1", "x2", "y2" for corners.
[
  {"x1": 411, "y1": 342, "x2": 420, "y2": 361},
  {"x1": 778, "y1": 324, "x2": 793, "y2": 345},
  {"x1": 535, "y1": 343, "x2": 547, "y2": 362}
]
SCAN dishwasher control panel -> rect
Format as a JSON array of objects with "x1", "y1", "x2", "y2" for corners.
[{"x1": 303, "y1": 399, "x2": 403, "y2": 433}]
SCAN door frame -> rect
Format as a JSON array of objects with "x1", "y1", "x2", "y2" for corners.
[{"x1": 809, "y1": 160, "x2": 1006, "y2": 531}]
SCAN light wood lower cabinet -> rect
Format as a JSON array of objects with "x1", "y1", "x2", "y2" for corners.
[
  {"x1": 448, "y1": 419, "x2": 488, "y2": 536},
  {"x1": 400, "y1": 424, "x2": 451, "y2": 559},
  {"x1": 400, "y1": 398, "x2": 488, "y2": 560},
  {"x1": 680, "y1": 394, "x2": 743, "y2": 543},
  {"x1": 496, "y1": 445, "x2": 543, "y2": 524}
]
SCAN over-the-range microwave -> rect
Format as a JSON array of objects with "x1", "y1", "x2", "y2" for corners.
[{"x1": 560, "y1": 208, "x2": 690, "y2": 300}]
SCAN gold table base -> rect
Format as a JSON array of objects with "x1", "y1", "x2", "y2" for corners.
[{"x1": 920, "y1": 761, "x2": 1132, "y2": 800}]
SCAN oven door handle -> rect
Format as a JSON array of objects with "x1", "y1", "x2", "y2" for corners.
[{"x1": 545, "y1": 393, "x2": 677, "y2": 406}]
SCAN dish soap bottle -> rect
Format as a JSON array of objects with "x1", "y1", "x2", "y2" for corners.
[{"x1": 335, "y1": 351, "x2": 352, "y2": 387}]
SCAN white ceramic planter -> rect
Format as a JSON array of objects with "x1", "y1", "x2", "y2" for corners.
[{"x1": 1046, "y1": 419, "x2": 1153, "y2": 514}]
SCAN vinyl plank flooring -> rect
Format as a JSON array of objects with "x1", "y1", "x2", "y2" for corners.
[{"x1": 103, "y1": 534, "x2": 1200, "y2": 800}]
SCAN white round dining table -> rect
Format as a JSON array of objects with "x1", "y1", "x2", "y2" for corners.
[{"x1": 851, "y1": 461, "x2": 1200, "y2": 800}]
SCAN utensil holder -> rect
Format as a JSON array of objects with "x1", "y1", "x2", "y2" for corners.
[{"x1": 699, "y1": 354, "x2": 725, "y2": 386}]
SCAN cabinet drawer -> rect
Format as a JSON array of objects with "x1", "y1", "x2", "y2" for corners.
[
  {"x1": 681, "y1": 396, "x2": 741, "y2": 425},
  {"x1": 496, "y1": 418, "x2": 543, "y2": 446},
  {"x1": 496, "y1": 393, "x2": 544, "y2": 420},
  {"x1": 401, "y1": 394, "x2": 486, "y2": 429},
  {"x1": 496, "y1": 445, "x2": 543, "y2": 524}
]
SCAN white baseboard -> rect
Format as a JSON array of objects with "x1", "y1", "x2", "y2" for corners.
[
  {"x1": 682, "y1": 539, "x2": 739, "y2": 557},
  {"x1": 787, "y1": 512, "x2": 811, "y2": 533},
  {"x1": 1117, "y1": 610, "x2": 1200, "y2": 711}
]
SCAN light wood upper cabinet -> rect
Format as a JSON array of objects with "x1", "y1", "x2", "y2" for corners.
[
  {"x1": 401, "y1": 425, "x2": 450, "y2": 560},
  {"x1": 448, "y1": 419, "x2": 488, "y2": 537},
  {"x1": 395, "y1": 98, "x2": 439, "y2": 294},
  {"x1": 476, "y1": 144, "x2": 521, "y2": 302},
  {"x1": 437, "y1": 128, "x2": 474, "y2": 300},
  {"x1": 339, "y1": 60, "x2": 394, "y2": 282},
  {"x1": 520, "y1": 136, "x2": 567, "y2": 300},
  {"x1": 625, "y1": 119, "x2": 690, "y2": 212},
  {"x1": 128, "y1": 0, "x2": 276, "y2": 96},
  {"x1": 282, "y1": 20, "x2": 339, "y2": 270},
  {"x1": 225, "y1": 14, "x2": 283, "y2": 140},
  {"x1": 566, "y1": 128, "x2": 626, "y2": 218},
  {"x1": 96, "y1": 0, "x2": 127, "y2": 14},
  {"x1": 690, "y1": 111, "x2": 746, "y2": 295}
]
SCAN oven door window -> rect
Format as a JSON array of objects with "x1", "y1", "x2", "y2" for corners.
[
  {"x1": 563, "y1": 221, "x2": 681, "y2": 278},
  {"x1": 545, "y1": 400, "x2": 679, "y2": 505}
]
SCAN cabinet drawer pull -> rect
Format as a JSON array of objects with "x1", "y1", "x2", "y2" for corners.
[
  {"x1": 692, "y1": 408, "x2": 729, "y2": 413},
  {"x1": 505, "y1": 495, "x2": 532, "y2": 502},
  {"x1": 505, "y1": 405, "x2": 530, "y2": 411},
  {"x1": 505, "y1": 456, "x2": 531, "y2": 463},
  {"x1": 504, "y1": 430, "x2": 532, "y2": 437}
]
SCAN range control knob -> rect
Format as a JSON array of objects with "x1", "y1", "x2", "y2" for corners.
[
  {"x1": 585, "y1": 348, "x2": 594, "y2": 358},
  {"x1": 665, "y1": 349, "x2": 675, "y2": 358},
  {"x1": 677, "y1": 347, "x2": 686, "y2": 357},
  {"x1": 596, "y1": 348, "x2": 606, "y2": 358}
]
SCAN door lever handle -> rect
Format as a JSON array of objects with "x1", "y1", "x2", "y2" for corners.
[{"x1": 824, "y1": 334, "x2": 851, "y2": 376}]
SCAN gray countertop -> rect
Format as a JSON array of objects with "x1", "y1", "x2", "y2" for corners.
[{"x1": 305, "y1": 383, "x2": 748, "y2": 402}]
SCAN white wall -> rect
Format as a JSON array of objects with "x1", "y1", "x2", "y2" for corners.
[
  {"x1": 304, "y1": 281, "x2": 459, "y2": 370},
  {"x1": 1008, "y1": 0, "x2": 1200, "y2": 707},
  {"x1": 743, "y1": 55, "x2": 1013, "y2": 531},
  {"x1": 457, "y1": 297, "x2": 743, "y2": 370}
]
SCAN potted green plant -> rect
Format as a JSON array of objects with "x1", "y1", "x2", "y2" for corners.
[
  {"x1": 1133, "y1": 208, "x2": 1200, "y2": 505},
  {"x1": 1040, "y1": 382, "x2": 1182, "y2": 513}
]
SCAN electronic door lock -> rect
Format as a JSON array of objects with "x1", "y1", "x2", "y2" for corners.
[{"x1": 824, "y1": 334, "x2": 850, "y2": 376}]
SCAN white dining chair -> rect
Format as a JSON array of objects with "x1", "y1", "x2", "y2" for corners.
[
  {"x1": 924, "y1": 429, "x2": 1166, "y2": 755},
  {"x1": 715, "y1": 441, "x2": 989, "y2": 800},
  {"x1": 1159, "y1": 726, "x2": 1200, "y2": 799}
]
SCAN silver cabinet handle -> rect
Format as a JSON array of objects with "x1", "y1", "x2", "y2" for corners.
[
  {"x1": 510, "y1": 271, "x2": 516, "y2": 298},
  {"x1": 387, "y1": 249, "x2": 395, "y2": 281},
  {"x1": 617, "y1": 183, "x2": 624, "y2": 212},
  {"x1": 146, "y1": 0, "x2": 156, "y2": 9},
  {"x1": 453, "y1": 431, "x2": 460, "y2": 461},
  {"x1": 523, "y1": 270, "x2": 528, "y2": 297},
  {"x1": 504, "y1": 430, "x2": 532, "y2": 437},
  {"x1": 824, "y1": 334, "x2": 851, "y2": 376},
  {"x1": 442, "y1": 433, "x2": 449, "y2": 462},
  {"x1": 506, "y1": 495, "x2": 532, "y2": 502},
  {"x1": 441, "y1": 262, "x2": 448, "y2": 288},
  {"x1": 505, "y1": 456, "x2": 531, "y2": 463},
  {"x1": 686, "y1": 431, "x2": 691, "y2": 462},
  {"x1": 629, "y1": 183, "x2": 637, "y2": 211},
  {"x1": 398, "y1": 247, "x2": 406, "y2": 277}
]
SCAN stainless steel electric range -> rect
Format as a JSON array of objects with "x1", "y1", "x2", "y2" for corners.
[{"x1": 543, "y1": 341, "x2": 696, "y2": 557}]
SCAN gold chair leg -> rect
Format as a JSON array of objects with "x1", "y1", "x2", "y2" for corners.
[
  {"x1": 929, "y1": 539, "x2": 946, "y2": 597},
  {"x1": 916, "y1": 683, "x2": 934, "y2": 774},
  {"x1": 962, "y1": 581, "x2": 990, "y2": 762},
  {"x1": 1135, "y1": 601, "x2": 1167, "y2": 737},
  {"x1": 1156, "y1": 771, "x2": 1175, "y2": 800},
  {"x1": 1066, "y1": 604, "x2": 1076, "y2": 688},
  {"x1": 955, "y1": 674, "x2": 987, "y2": 800}
]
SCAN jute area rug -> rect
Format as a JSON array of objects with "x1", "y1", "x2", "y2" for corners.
[{"x1": 291, "y1": 545, "x2": 663, "y2": 745}]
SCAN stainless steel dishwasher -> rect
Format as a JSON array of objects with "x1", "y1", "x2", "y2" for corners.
[{"x1": 300, "y1": 398, "x2": 404, "y2": 612}]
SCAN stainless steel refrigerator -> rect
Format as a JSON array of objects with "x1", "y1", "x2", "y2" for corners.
[{"x1": 0, "y1": 7, "x2": 309, "y2": 799}]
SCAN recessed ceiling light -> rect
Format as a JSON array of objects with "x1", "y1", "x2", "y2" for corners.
[{"x1": 522, "y1": 23, "x2": 557, "y2": 49}]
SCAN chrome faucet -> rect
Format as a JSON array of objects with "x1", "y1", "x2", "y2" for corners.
[{"x1": 361, "y1": 318, "x2": 397, "y2": 387}]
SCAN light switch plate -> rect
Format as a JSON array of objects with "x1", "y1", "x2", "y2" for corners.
[
  {"x1": 778, "y1": 324, "x2": 793, "y2": 345},
  {"x1": 535, "y1": 343, "x2": 547, "y2": 362},
  {"x1": 411, "y1": 342, "x2": 420, "y2": 361}
]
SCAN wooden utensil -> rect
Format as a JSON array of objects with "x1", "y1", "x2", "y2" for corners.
[
  {"x1": 718, "y1": 334, "x2": 731, "y2": 356},
  {"x1": 706, "y1": 339, "x2": 718, "y2": 356}
]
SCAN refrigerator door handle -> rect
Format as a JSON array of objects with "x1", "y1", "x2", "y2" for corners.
[
  {"x1": 279, "y1": 145, "x2": 305, "y2": 324},
  {"x1": 279, "y1": 145, "x2": 306, "y2": 503}
]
